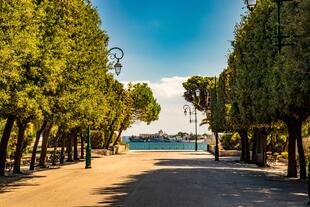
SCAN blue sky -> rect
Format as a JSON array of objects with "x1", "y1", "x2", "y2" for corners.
[
  {"x1": 93, "y1": 0, "x2": 245, "y2": 82},
  {"x1": 92, "y1": 0, "x2": 246, "y2": 135}
]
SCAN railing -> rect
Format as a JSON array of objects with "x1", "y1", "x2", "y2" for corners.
[{"x1": 127, "y1": 142, "x2": 208, "y2": 151}]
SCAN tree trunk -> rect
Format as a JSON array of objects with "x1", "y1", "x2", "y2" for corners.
[
  {"x1": 240, "y1": 132, "x2": 245, "y2": 162},
  {"x1": 113, "y1": 127, "x2": 123, "y2": 146},
  {"x1": 39, "y1": 123, "x2": 53, "y2": 167},
  {"x1": 73, "y1": 130, "x2": 79, "y2": 160},
  {"x1": 244, "y1": 132, "x2": 250, "y2": 163},
  {"x1": 60, "y1": 133, "x2": 66, "y2": 164},
  {"x1": 105, "y1": 131, "x2": 114, "y2": 150},
  {"x1": 254, "y1": 129, "x2": 261, "y2": 164},
  {"x1": 103, "y1": 131, "x2": 110, "y2": 149},
  {"x1": 0, "y1": 115, "x2": 16, "y2": 176},
  {"x1": 29, "y1": 120, "x2": 47, "y2": 170},
  {"x1": 104, "y1": 119, "x2": 117, "y2": 149},
  {"x1": 251, "y1": 129, "x2": 257, "y2": 163},
  {"x1": 52, "y1": 127, "x2": 63, "y2": 166},
  {"x1": 253, "y1": 128, "x2": 268, "y2": 167},
  {"x1": 284, "y1": 136, "x2": 288, "y2": 152},
  {"x1": 239, "y1": 130, "x2": 250, "y2": 163},
  {"x1": 13, "y1": 121, "x2": 27, "y2": 174},
  {"x1": 295, "y1": 120, "x2": 306, "y2": 179},
  {"x1": 66, "y1": 132, "x2": 73, "y2": 162},
  {"x1": 80, "y1": 131, "x2": 84, "y2": 159},
  {"x1": 286, "y1": 119, "x2": 297, "y2": 178}
]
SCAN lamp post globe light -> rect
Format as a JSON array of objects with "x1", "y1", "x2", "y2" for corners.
[
  {"x1": 246, "y1": 0, "x2": 256, "y2": 11},
  {"x1": 195, "y1": 88, "x2": 201, "y2": 97},
  {"x1": 114, "y1": 62, "x2": 122, "y2": 76},
  {"x1": 85, "y1": 46, "x2": 124, "y2": 169}
]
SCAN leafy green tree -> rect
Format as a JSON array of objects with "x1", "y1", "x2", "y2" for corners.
[
  {"x1": 183, "y1": 76, "x2": 213, "y2": 112},
  {"x1": 113, "y1": 91, "x2": 133, "y2": 146},
  {"x1": 230, "y1": 0, "x2": 276, "y2": 167},
  {"x1": 223, "y1": 0, "x2": 309, "y2": 177},
  {"x1": 0, "y1": 0, "x2": 113, "y2": 173},
  {"x1": 128, "y1": 83, "x2": 161, "y2": 125},
  {"x1": 0, "y1": 0, "x2": 42, "y2": 174},
  {"x1": 176, "y1": 132, "x2": 189, "y2": 138},
  {"x1": 269, "y1": 0, "x2": 310, "y2": 179}
]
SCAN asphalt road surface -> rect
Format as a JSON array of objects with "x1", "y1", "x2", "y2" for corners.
[{"x1": 0, "y1": 151, "x2": 308, "y2": 207}]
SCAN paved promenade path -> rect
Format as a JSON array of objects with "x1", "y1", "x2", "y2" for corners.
[{"x1": 0, "y1": 151, "x2": 308, "y2": 207}]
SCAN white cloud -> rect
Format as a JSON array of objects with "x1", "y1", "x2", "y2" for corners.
[
  {"x1": 122, "y1": 76, "x2": 188, "y2": 100},
  {"x1": 150, "y1": 76, "x2": 188, "y2": 99},
  {"x1": 122, "y1": 76, "x2": 211, "y2": 136}
]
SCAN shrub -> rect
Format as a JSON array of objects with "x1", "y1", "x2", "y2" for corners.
[
  {"x1": 267, "y1": 134, "x2": 287, "y2": 153},
  {"x1": 221, "y1": 133, "x2": 241, "y2": 150},
  {"x1": 90, "y1": 131, "x2": 105, "y2": 149},
  {"x1": 281, "y1": 152, "x2": 288, "y2": 159}
]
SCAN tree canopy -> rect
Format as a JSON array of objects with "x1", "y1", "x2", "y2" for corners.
[{"x1": 0, "y1": 0, "x2": 161, "y2": 175}]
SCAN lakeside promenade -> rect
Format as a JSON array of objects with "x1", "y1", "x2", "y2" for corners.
[{"x1": 0, "y1": 151, "x2": 307, "y2": 207}]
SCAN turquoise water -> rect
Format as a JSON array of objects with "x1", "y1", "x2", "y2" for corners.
[{"x1": 127, "y1": 142, "x2": 208, "y2": 151}]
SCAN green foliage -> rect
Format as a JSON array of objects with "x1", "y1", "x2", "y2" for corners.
[
  {"x1": 213, "y1": 0, "x2": 310, "y2": 176},
  {"x1": 90, "y1": 131, "x2": 105, "y2": 149},
  {"x1": 266, "y1": 122, "x2": 288, "y2": 153},
  {"x1": 267, "y1": 134, "x2": 287, "y2": 153},
  {"x1": 270, "y1": 0, "x2": 310, "y2": 122},
  {"x1": 302, "y1": 116, "x2": 310, "y2": 137},
  {"x1": 0, "y1": 1, "x2": 161, "y2": 164},
  {"x1": 0, "y1": 0, "x2": 42, "y2": 122},
  {"x1": 176, "y1": 132, "x2": 189, "y2": 137},
  {"x1": 182, "y1": 76, "x2": 215, "y2": 129},
  {"x1": 182, "y1": 76, "x2": 213, "y2": 111},
  {"x1": 221, "y1": 133, "x2": 241, "y2": 150},
  {"x1": 22, "y1": 123, "x2": 36, "y2": 153},
  {"x1": 128, "y1": 83, "x2": 161, "y2": 125},
  {"x1": 281, "y1": 152, "x2": 288, "y2": 159}
]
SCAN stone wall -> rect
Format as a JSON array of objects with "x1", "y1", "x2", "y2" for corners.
[{"x1": 208, "y1": 144, "x2": 241, "y2": 157}]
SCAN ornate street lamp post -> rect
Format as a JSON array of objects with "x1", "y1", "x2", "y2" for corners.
[
  {"x1": 213, "y1": 77, "x2": 219, "y2": 161},
  {"x1": 183, "y1": 89, "x2": 200, "y2": 151},
  {"x1": 107, "y1": 47, "x2": 124, "y2": 76},
  {"x1": 85, "y1": 47, "x2": 124, "y2": 169},
  {"x1": 183, "y1": 105, "x2": 198, "y2": 151},
  {"x1": 85, "y1": 125, "x2": 91, "y2": 168},
  {"x1": 245, "y1": 0, "x2": 293, "y2": 53}
]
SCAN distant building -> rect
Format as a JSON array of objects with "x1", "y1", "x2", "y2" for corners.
[{"x1": 139, "y1": 130, "x2": 168, "y2": 138}]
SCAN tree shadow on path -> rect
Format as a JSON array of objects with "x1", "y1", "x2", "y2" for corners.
[
  {"x1": 0, "y1": 174, "x2": 45, "y2": 194},
  {"x1": 82, "y1": 157, "x2": 308, "y2": 207}
]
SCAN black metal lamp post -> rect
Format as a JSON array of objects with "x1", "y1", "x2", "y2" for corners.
[
  {"x1": 274, "y1": 0, "x2": 293, "y2": 53},
  {"x1": 245, "y1": 0, "x2": 293, "y2": 53},
  {"x1": 108, "y1": 47, "x2": 124, "y2": 76},
  {"x1": 85, "y1": 125, "x2": 91, "y2": 168},
  {"x1": 183, "y1": 89, "x2": 200, "y2": 151},
  {"x1": 183, "y1": 105, "x2": 198, "y2": 151},
  {"x1": 85, "y1": 47, "x2": 124, "y2": 169},
  {"x1": 213, "y1": 77, "x2": 219, "y2": 161}
]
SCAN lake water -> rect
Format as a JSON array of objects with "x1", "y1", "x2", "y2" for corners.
[{"x1": 126, "y1": 142, "x2": 208, "y2": 151}]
